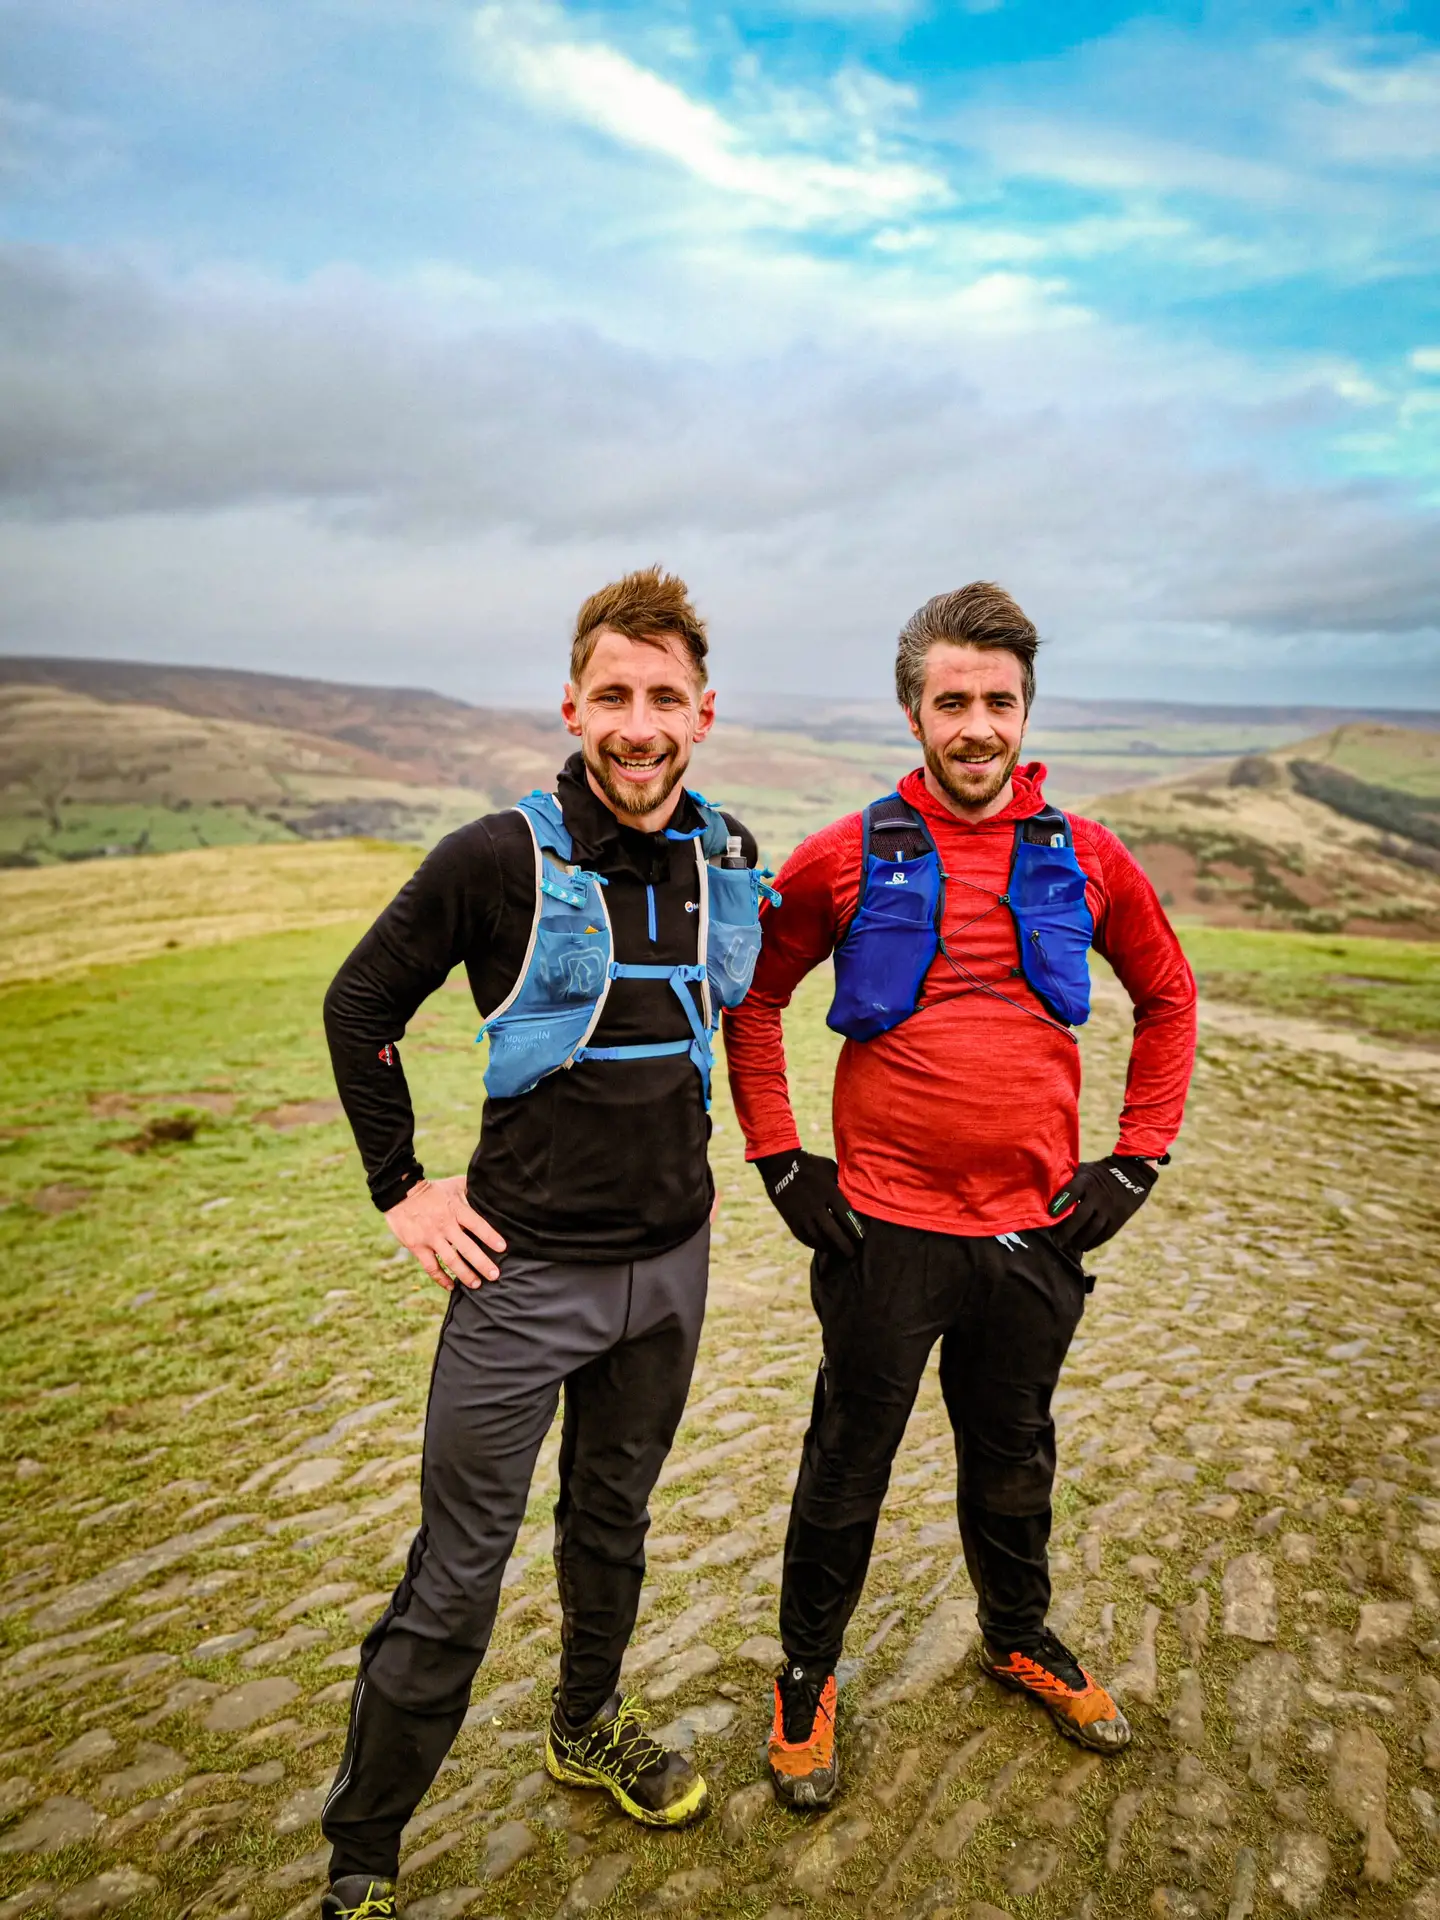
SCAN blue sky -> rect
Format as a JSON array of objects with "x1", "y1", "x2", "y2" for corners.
[{"x1": 1, "y1": 0, "x2": 1437, "y2": 704}]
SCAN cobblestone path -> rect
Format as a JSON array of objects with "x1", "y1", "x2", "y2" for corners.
[{"x1": 3, "y1": 978, "x2": 1439, "y2": 1920}]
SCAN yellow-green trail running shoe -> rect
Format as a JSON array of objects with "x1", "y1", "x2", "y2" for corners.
[
  {"x1": 545, "y1": 1690, "x2": 709, "y2": 1827},
  {"x1": 321, "y1": 1877, "x2": 398, "y2": 1920}
]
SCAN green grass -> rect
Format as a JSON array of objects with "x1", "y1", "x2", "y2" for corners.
[
  {"x1": 0, "y1": 801, "x2": 302, "y2": 864},
  {"x1": 1176, "y1": 923, "x2": 1440, "y2": 1045},
  {"x1": 4, "y1": 889, "x2": 1440, "y2": 1917}
]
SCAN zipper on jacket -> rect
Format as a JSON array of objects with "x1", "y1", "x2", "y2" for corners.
[{"x1": 646, "y1": 883, "x2": 657, "y2": 944}]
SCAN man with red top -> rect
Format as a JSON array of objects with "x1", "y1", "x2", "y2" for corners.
[{"x1": 724, "y1": 583, "x2": 1197, "y2": 1807}]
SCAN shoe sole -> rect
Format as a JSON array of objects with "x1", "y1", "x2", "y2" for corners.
[
  {"x1": 544, "y1": 1740, "x2": 710, "y2": 1827},
  {"x1": 980, "y1": 1661, "x2": 1133, "y2": 1753}
]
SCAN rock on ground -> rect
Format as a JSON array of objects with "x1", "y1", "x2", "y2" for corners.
[
  {"x1": 0, "y1": 1796, "x2": 102, "y2": 1855},
  {"x1": 1329, "y1": 1725, "x2": 1401, "y2": 1883},
  {"x1": 54, "y1": 1871, "x2": 160, "y2": 1920},
  {"x1": 1221, "y1": 1555, "x2": 1277, "y2": 1642}
]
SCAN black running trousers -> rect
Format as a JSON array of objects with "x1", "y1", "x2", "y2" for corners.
[
  {"x1": 322, "y1": 1223, "x2": 707, "y2": 1881},
  {"x1": 780, "y1": 1214, "x2": 1088, "y2": 1668}
]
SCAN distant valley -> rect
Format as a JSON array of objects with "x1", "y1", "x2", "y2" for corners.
[{"x1": 2, "y1": 656, "x2": 1438, "y2": 939}]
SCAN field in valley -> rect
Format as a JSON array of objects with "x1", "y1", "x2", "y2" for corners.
[{"x1": 1, "y1": 842, "x2": 1439, "y2": 1920}]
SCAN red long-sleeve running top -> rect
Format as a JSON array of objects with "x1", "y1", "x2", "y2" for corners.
[{"x1": 723, "y1": 764, "x2": 1197, "y2": 1238}]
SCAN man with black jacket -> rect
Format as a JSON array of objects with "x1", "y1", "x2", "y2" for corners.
[{"x1": 317, "y1": 569, "x2": 759, "y2": 1920}]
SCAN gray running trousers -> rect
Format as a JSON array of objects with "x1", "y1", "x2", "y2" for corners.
[{"x1": 322, "y1": 1222, "x2": 708, "y2": 1879}]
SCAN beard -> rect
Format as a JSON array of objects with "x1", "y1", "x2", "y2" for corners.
[
  {"x1": 584, "y1": 735, "x2": 689, "y2": 819},
  {"x1": 922, "y1": 733, "x2": 1022, "y2": 811}
]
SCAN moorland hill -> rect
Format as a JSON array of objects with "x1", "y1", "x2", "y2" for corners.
[{"x1": 1093, "y1": 723, "x2": 1440, "y2": 938}]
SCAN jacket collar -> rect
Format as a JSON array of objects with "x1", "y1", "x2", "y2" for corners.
[{"x1": 555, "y1": 752, "x2": 705, "y2": 876}]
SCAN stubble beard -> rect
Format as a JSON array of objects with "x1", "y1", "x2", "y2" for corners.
[
  {"x1": 584, "y1": 738, "x2": 688, "y2": 819},
  {"x1": 923, "y1": 735, "x2": 1022, "y2": 812}
]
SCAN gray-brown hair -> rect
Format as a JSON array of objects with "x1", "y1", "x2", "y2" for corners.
[{"x1": 894, "y1": 583, "x2": 1039, "y2": 716}]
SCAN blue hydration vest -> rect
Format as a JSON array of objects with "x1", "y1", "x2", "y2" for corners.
[
  {"x1": 828, "y1": 792, "x2": 1094, "y2": 1042},
  {"x1": 478, "y1": 790, "x2": 774, "y2": 1105}
]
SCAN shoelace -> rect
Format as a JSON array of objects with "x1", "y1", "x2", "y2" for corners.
[
  {"x1": 778, "y1": 1669, "x2": 829, "y2": 1744},
  {"x1": 337, "y1": 1888, "x2": 396, "y2": 1920},
  {"x1": 1015, "y1": 1631, "x2": 1088, "y2": 1691},
  {"x1": 591, "y1": 1696, "x2": 666, "y2": 1777}
]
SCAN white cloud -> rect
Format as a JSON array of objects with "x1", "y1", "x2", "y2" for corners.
[
  {"x1": 958, "y1": 112, "x2": 1299, "y2": 207},
  {"x1": 471, "y1": 0, "x2": 946, "y2": 225},
  {"x1": 0, "y1": 244, "x2": 1436, "y2": 707},
  {"x1": 1412, "y1": 348, "x2": 1440, "y2": 375},
  {"x1": 1301, "y1": 47, "x2": 1440, "y2": 163}
]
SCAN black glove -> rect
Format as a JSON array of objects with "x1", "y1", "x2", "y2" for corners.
[
  {"x1": 755, "y1": 1150, "x2": 865, "y2": 1256},
  {"x1": 1047, "y1": 1154, "x2": 1159, "y2": 1255}
]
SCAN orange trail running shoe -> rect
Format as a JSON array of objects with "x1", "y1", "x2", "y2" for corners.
[
  {"x1": 979, "y1": 1629, "x2": 1132, "y2": 1753},
  {"x1": 768, "y1": 1660, "x2": 839, "y2": 1809}
]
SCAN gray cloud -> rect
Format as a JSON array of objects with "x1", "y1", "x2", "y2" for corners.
[{"x1": 0, "y1": 244, "x2": 1436, "y2": 703}]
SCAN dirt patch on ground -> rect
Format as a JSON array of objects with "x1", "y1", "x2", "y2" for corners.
[
  {"x1": 111, "y1": 1114, "x2": 203, "y2": 1153},
  {"x1": 254, "y1": 1098, "x2": 345, "y2": 1130},
  {"x1": 27, "y1": 1183, "x2": 92, "y2": 1214},
  {"x1": 89, "y1": 1090, "x2": 235, "y2": 1119}
]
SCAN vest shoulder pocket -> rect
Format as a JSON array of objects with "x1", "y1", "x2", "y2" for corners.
[{"x1": 705, "y1": 864, "x2": 764, "y2": 1009}]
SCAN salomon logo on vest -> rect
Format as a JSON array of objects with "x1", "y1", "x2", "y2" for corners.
[{"x1": 827, "y1": 792, "x2": 1095, "y2": 1040}]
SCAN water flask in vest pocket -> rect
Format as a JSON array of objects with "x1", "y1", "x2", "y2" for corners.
[
  {"x1": 1009, "y1": 839, "x2": 1092, "y2": 1027},
  {"x1": 705, "y1": 864, "x2": 764, "y2": 1009}
]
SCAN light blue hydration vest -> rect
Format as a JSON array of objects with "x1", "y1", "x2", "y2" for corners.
[
  {"x1": 828, "y1": 792, "x2": 1095, "y2": 1041},
  {"x1": 478, "y1": 790, "x2": 776, "y2": 1105}
]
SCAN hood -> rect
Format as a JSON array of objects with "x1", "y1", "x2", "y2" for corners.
[{"x1": 896, "y1": 760, "x2": 1050, "y2": 829}]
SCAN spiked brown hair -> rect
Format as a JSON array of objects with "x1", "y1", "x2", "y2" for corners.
[{"x1": 570, "y1": 566, "x2": 709, "y2": 687}]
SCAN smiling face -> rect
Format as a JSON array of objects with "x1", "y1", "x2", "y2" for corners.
[
  {"x1": 907, "y1": 641, "x2": 1028, "y2": 820},
  {"x1": 562, "y1": 626, "x2": 716, "y2": 831}
]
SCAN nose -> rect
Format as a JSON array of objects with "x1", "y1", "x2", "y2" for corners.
[
  {"x1": 622, "y1": 695, "x2": 675, "y2": 744},
  {"x1": 616, "y1": 694, "x2": 660, "y2": 743},
  {"x1": 957, "y1": 707, "x2": 998, "y2": 742}
]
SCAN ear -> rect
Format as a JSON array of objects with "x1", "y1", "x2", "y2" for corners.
[
  {"x1": 561, "y1": 682, "x2": 582, "y2": 739},
  {"x1": 693, "y1": 686, "x2": 717, "y2": 743},
  {"x1": 904, "y1": 704, "x2": 923, "y2": 746}
]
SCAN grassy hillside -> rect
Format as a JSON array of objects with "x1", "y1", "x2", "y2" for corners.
[
  {"x1": 0, "y1": 840, "x2": 422, "y2": 987},
  {"x1": 1094, "y1": 723, "x2": 1440, "y2": 939},
  {"x1": 0, "y1": 673, "x2": 916, "y2": 869},
  {"x1": 1177, "y1": 925, "x2": 1440, "y2": 1045},
  {"x1": 1284, "y1": 719, "x2": 1440, "y2": 797},
  {"x1": 9, "y1": 658, "x2": 1440, "y2": 911},
  {"x1": 0, "y1": 683, "x2": 535, "y2": 863},
  {"x1": 16, "y1": 656, "x2": 1437, "y2": 872}
]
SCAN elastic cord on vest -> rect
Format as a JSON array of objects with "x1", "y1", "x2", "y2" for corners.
[
  {"x1": 827, "y1": 792, "x2": 1094, "y2": 1043},
  {"x1": 476, "y1": 791, "x2": 772, "y2": 1106}
]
